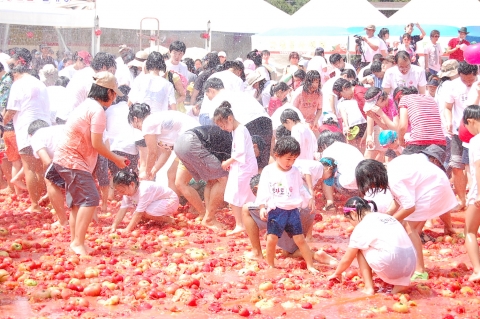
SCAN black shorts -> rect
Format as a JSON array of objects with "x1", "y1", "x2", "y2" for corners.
[
  {"x1": 18, "y1": 146, "x2": 34, "y2": 156},
  {"x1": 93, "y1": 155, "x2": 109, "y2": 187},
  {"x1": 54, "y1": 163, "x2": 100, "y2": 208},
  {"x1": 108, "y1": 151, "x2": 139, "y2": 176},
  {"x1": 245, "y1": 116, "x2": 273, "y2": 169},
  {"x1": 135, "y1": 139, "x2": 147, "y2": 148},
  {"x1": 44, "y1": 163, "x2": 65, "y2": 189}
]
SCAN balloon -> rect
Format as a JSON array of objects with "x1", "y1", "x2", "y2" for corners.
[
  {"x1": 464, "y1": 43, "x2": 480, "y2": 65},
  {"x1": 460, "y1": 43, "x2": 467, "y2": 51}
]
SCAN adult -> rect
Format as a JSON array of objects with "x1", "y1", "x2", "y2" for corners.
[
  {"x1": 261, "y1": 50, "x2": 277, "y2": 81},
  {"x1": 208, "y1": 60, "x2": 244, "y2": 92},
  {"x1": 317, "y1": 131, "x2": 363, "y2": 211},
  {"x1": 382, "y1": 51, "x2": 426, "y2": 96},
  {"x1": 166, "y1": 41, "x2": 189, "y2": 79},
  {"x1": 282, "y1": 51, "x2": 300, "y2": 77},
  {"x1": 357, "y1": 24, "x2": 387, "y2": 65},
  {"x1": 424, "y1": 30, "x2": 443, "y2": 76},
  {"x1": 114, "y1": 45, "x2": 134, "y2": 87},
  {"x1": 245, "y1": 71, "x2": 271, "y2": 108},
  {"x1": 445, "y1": 62, "x2": 479, "y2": 209},
  {"x1": 249, "y1": 49, "x2": 270, "y2": 81},
  {"x1": 128, "y1": 51, "x2": 176, "y2": 113},
  {"x1": 190, "y1": 52, "x2": 220, "y2": 104},
  {"x1": 218, "y1": 51, "x2": 227, "y2": 65},
  {"x1": 446, "y1": 27, "x2": 471, "y2": 62},
  {"x1": 377, "y1": 27, "x2": 391, "y2": 53},
  {"x1": 399, "y1": 22, "x2": 426, "y2": 52},
  {"x1": 39, "y1": 64, "x2": 58, "y2": 87},
  {"x1": 174, "y1": 125, "x2": 232, "y2": 230},
  {"x1": 292, "y1": 70, "x2": 323, "y2": 132},
  {"x1": 59, "y1": 51, "x2": 92, "y2": 80},
  {"x1": 202, "y1": 78, "x2": 273, "y2": 169},
  {"x1": 307, "y1": 47, "x2": 329, "y2": 84},
  {"x1": 4, "y1": 49, "x2": 51, "y2": 212},
  {"x1": 398, "y1": 34, "x2": 418, "y2": 65},
  {"x1": 329, "y1": 54, "x2": 356, "y2": 78},
  {"x1": 32, "y1": 44, "x2": 56, "y2": 72},
  {"x1": 53, "y1": 72, "x2": 127, "y2": 255},
  {"x1": 356, "y1": 147, "x2": 456, "y2": 280}
]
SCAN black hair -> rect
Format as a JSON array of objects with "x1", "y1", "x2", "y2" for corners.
[
  {"x1": 340, "y1": 69, "x2": 356, "y2": 80},
  {"x1": 113, "y1": 170, "x2": 140, "y2": 188},
  {"x1": 378, "y1": 28, "x2": 389, "y2": 39},
  {"x1": 370, "y1": 61, "x2": 382, "y2": 73},
  {"x1": 29, "y1": 69, "x2": 40, "y2": 79},
  {"x1": 322, "y1": 115, "x2": 339, "y2": 126},
  {"x1": 363, "y1": 69, "x2": 372, "y2": 77},
  {"x1": 115, "y1": 85, "x2": 130, "y2": 104},
  {"x1": 394, "y1": 51, "x2": 410, "y2": 64},
  {"x1": 0, "y1": 62, "x2": 4, "y2": 73},
  {"x1": 128, "y1": 103, "x2": 151, "y2": 124},
  {"x1": 88, "y1": 83, "x2": 111, "y2": 102},
  {"x1": 169, "y1": 41, "x2": 186, "y2": 54},
  {"x1": 317, "y1": 130, "x2": 346, "y2": 152},
  {"x1": 275, "y1": 125, "x2": 291, "y2": 139},
  {"x1": 28, "y1": 119, "x2": 49, "y2": 136},
  {"x1": 372, "y1": 53, "x2": 383, "y2": 62},
  {"x1": 203, "y1": 53, "x2": 220, "y2": 70},
  {"x1": 364, "y1": 86, "x2": 388, "y2": 103},
  {"x1": 402, "y1": 33, "x2": 412, "y2": 40},
  {"x1": 430, "y1": 30, "x2": 440, "y2": 37},
  {"x1": 303, "y1": 70, "x2": 321, "y2": 94},
  {"x1": 270, "y1": 82, "x2": 289, "y2": 98},
  {"x1": 273, "y1": 136, "x2": 301, "y2": 157},
  {"x1": 344, "y1": 196, "x2": 378, "y2": 221},
  {"x1": 252, "y1": 135, "x2": 266, "y2": 153},
  {"x1": 247, "y1": 49, "x2": 262, "y2": 67},
  {"x1": 162, "y1": 53, "x2": 170, "y2": 61},
  {"x1": 280, "y1": 109, "x2": 301, "y2": 125},
  {"x1": 458, "y1": 62, "x2": 478, "y2": 76},
  {"x1": 463, "y1": 105, "x2": 480, "y2": 124},
  {"x1": 333, "y1": 78, "x2": 352, "y2": 97},
  {"x1": 261, "y1": 50, "x2": 270, "y2": 56},
  {"x1": 392, "y1": 86, "x2": 418, "y2": 107},
  {"x1": 213, "y1": 101, "x2": 234, "y2": 122},
  {"x1": 293, "y1": 69, "x2": 306, "y2": 80},
  {"x1": 13, "y1": 48, "x2": 33, "y2": 64},
  {"x1": 314, "y1": 47, "x2": 325, "y2": 56},
  {"x1": 288, "y1": 51, "x2": 300, "y2": 61},
  {"x1": 329, "y1": 53, "x2": 343, "y2": 65},
  {"x1": 146, "y1": 51, "x2": 166, "y2": 72},
  {"x1": 91, "y1": 52, "x2": 116, "y2": 72},
  {"x1": 355, "y1": 159, "x2": 388, "y2": 196},
  {"x1": 230, "y1": 60, "x2": 244, "y2": 71},
  {"x1": 183, "y1": 58, "x2": 195, "y2": 73},
  {"x1": 203, "y1": 77, "x2": 224, "y2": 92},
  {"x1": 320, "y1": 157, "x2": 337, "y2": 172},
  {"x1": 55, "y1": 76, "x2": 70, "y2": 87},
  {"x1": 250, "y1": 174, "x2": 261, "y2": 196}
]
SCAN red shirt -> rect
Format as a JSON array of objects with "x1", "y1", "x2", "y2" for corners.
[{"x1": 448, "y1": 38, "x2": 470, "y2": 61}]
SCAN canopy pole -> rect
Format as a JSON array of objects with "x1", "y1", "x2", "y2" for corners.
[
  {"x1": 2, "y1": 24, "x2": 10, "y2": 52},
  {"x1": 54, "y1": 27, "x2": 68, "y2": 52}
]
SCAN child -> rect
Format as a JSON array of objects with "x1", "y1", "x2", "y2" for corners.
[
  {"x1": 256, "y1": 136, "x2": 318, "y2": 274},
  {"x1": 110, "y1": 170, "x2": 179, "y2": 233},
  {"x1": 280, "y1": 109, "x2": 317, "y2": 160},
  {"x1": 268, "y1": 82, "x2": 290, "y2": 116},
  {"x1": 318, "y1": 112, "x2": 342, "y2": 134},
  {"x1": 213, "y1": 101, "x2": 258, "y2": 236},
  {"x1": 328, "y1": 197, "x2": 416, "y2": 295},
  {"x1": 378, "y1": 130, "x2": 403, "y2": 162},
  {"x1": 462, "y1": 105, "x2": 480, "y2": 282},
  {"x1": 28, "y1": 120, "x2": 68, "y2": 227}
]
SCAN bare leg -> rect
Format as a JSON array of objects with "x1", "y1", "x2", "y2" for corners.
[
  {"x1": 292, "y1": 234, "x2": 318, "y2": 274},
  {"x1": 69, "y1": 206, "x2": 78, "y2": 245},
  {"x1": 167, "y1": 159, "x2": 179, "y2": 196},
  {"x1": 144, "y1": 213, "x2": 175, "y2": 225},
  {"x1": 108, "y1": 177, "x2": 115, "y2": 200},
  {"x1": 392, "y1": 285, "x2": 410, "y2": 294},
  {"x1": 0, "y1": 158, "x2": 14, "y2": 194},
  {"x1": 227, "y1": 205, "x2": 245, "y2": 236},
  {"x1": 0, "y1": 160, "x2": 8, "y2": 189},
  {"x1": 313, "y1": 250, "x2": 338, "y2": 266},
  {"x1": 11, "y1": 160, "x2": 24, "y2": 194},
  {"x1": 70, "y1": 206, "x2": 96, "y2": 255},
  {"x1": 405, "y1": 221, "x2": 425, "y2": 273},
  {"x1": 137, "y1": 146, "x2": 148, "y2": 180},
  {"x1": 322, "y1": 183, "x2": 334, "y2": 208},
  {"x1": 242, "y1": 205, "x2": 263, "y2": 259},
  {"x1": 452, "y1": 168, "x2": 467, "y2": 209},
  {"x1": 438, "y1": 211, "x2": 455, "y2": 235},
  {"x1": 201, "y1": 177, "x2": 227, "y2": 230},
  {"x1": 175, "y1": 167, "x2": 205, "y2": 216},
  {"x1": 465, "y1": 204, "x2": 480, "y2": 282},
  {"x1": 99, "y1": 185, "x2": 109, "y2": 212},
  {"x1": 357, "y1": 250, "x2": 374, "y2": 295},
  {"x1": 20, "y1": 154, "x2": 45, "y2": 212},
  {"x1": 45, "y1": 179, "x2": 68, "y2": 225},
  {"x1": 266, "y1": 234, "x2": 279, "y2": 268}
]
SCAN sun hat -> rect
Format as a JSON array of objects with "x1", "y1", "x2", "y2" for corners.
[
  {"x1": 128, "y1": 50, "x2": 148, "y2": 68},
  {"x1": 365, "y1": 24, "x2": 376, "y2": 30},
  {"x1": 93, "y1": 71, "x2": 123, "y2": 96},
  {"x1": 458, "y1": 27, "x2": 469, "y2": 34},
  {"x1": 437, "y1": 59, "x2": 459, "y2": 78},
  {"x1": 246, "y1": 71, "x2": 265, "y2": 86},
  {"x1": 421, "y1": 145, "x2": 447, "y2": 172}
]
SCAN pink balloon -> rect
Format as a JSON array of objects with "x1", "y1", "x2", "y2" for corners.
[{"x1": 464, "y1": 43, "x2": 480, "y2": 65}]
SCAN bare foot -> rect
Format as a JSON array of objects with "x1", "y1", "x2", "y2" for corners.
[
  {"x1": 0, "y1": 187, "x2": 15, "y2": 195},
  {"x1": 226, "y1": 225, "x2": 246, "y2": 236},
  {"x1": 307, "y1": 265, "x2": 320, "y2": 274},
  {"x1": 306, "y1": 235, "x2": 314, "y2": 243},
  {"x1": 25, "y1": 204, "x2": 42, "y2": 213},
  {"x1": 38, "y1": 194, "x2": 49, "y2": 207},
  {"x1": 10, "y1": 177, "x2": 26, "y2": 190},
  {"x1": 444, "y1": 227, "x2": 456, "y2": 236},
  {"x1": 424, "y1": 220, "x2": 434, "y2": 229},
  {"x1": 51, "y1": 220, "x2": 68, "y2": 229},
  {"x1": 201, "y1": 219, "x2": 224, "y2": 231},
  {"x1": 244, "y1": 250, "x2": 263, "y2": 260},
  {"x1": 361, "y1": 287, "x2": 375, "y2": 295},
  {"x1": 392, "y1": 285, "x2": 410, "y2": 294},
  {"x1": 92, "y1": 209, "x2": 99, "y2": 223},
  {"x1": 70, "y1": 242, "x2": 88, "y2": 256},
  {"x1": 468, "y1": 272, "x2": 480, "y2": 282},
  {"x1": 314, "y1": 250, "x2": 339, "y2": 266}
]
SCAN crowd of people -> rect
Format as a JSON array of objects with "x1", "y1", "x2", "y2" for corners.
[{"x1": 0, "y1": 21, "x2": 479, "y2": 293}]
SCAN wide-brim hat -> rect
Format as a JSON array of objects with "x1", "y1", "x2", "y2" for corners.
[
  {"x1": 421, "y1": 145, "x2": 447, "y2": 173},
  {"x1": 458, "y1": 27, "x2": 470, "y2": 34},
  {"x1": 246, "y1": 71, "x2": 265, "y2": 86},
  {"x1": 93, "y1": 71, "x2": 123, "y2": 96},
  {"x1": 128, "y1": 50, "x2": 148, "y2": 68},
  {"x1": 437, "y1": 59, "x2": 459, "y2": 78}
]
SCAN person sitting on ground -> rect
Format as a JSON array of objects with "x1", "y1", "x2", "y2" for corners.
[
  {"x1": 328, "y1": 197, "x2": 416, "y2": 295},
  {"x1": 110, "y1": 170, "x2": 178, "y2": 233}
]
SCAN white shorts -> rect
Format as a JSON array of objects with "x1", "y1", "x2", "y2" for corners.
[{"x1": 142, "y1": 195, "x2": 179, "y2": 217}]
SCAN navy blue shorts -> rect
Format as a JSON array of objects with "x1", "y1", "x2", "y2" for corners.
[{"x1": 267, "y1": 207, "x2": 303, "y2": 238}]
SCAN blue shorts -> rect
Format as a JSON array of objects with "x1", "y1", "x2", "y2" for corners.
[{"x1": 267, "y1": 207, "x2": 303, "y2": 238}]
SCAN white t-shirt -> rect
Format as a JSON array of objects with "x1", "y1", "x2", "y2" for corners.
[
  {"x1": 142, "y1": 111, "x2": 199, "y2": 147},
  {"x1": 334, "y1": 62, "x2": 357, "y2": 77},
  {"x1": 446, "y1": 77, "x2": 473, "y2": 135},
  {"x1": 59, "y1": 67, "x2": 95, "y2": 121},
  {"x1": 338, "y1": 99, "x2": 367, "y2": 128},
  {"x1": 307, "y1": 56, "x2": 328, "y2": 73},
  {"x1": 424, "y1": 42, "x2": 443, "y2": 72},
  {"x1": 382, "y1": 65, "x2": 426, "y2": 95},
  {"x1": 256, "y1": 66, "x2": 271, "y2": 82},
  {"x1": 387, "y1": 153, "x2": 457, "y2": 221},
  {"x1": 115, "y1": 63, "x2": 133, "y2": 87},
  {"x1": 129, "y1": 73, "x2": 176, "y2": 113},
  {"x1": 166, "y1": 60, "x2": 189, "y2": 80},
  {"x1": 30, "y1": 125, "x2": 65, "y2": 159},
  {"x1": 294, "y1": 159, "x2": 324, "y2": 186},
  {"x1": 255, "y1": 163, "x2": 311, "y2": 211},
  {"x1": 46, "y1": 85, "x2": 68, "y2": 123},
  {"x1": 6, "y1": 75, "x2": 51, "y2": 150},
  {"x1": 360, "y1": 36, "x2": 386, "y2": 62},
  {"x1": 322, "y1": 76, "x2": 340, "y2": 118},
  {"x1": 435, "y1": 80, "x2": 452, "y2": 137},
  {"x1": 466, "y1": 80, "x2": 480, "y2": 105},
  {"x1": 208, "y1": 70, "x2": 244, "y2": 92},
  {"x1": 58, "y1": 64, "x2": 78, "y2": 79},
  {"x1": 322, "y1": 142, "x2": 364, "y2": 190},
  {"x1": 105, "y1": 101, "x2": 138, "y2": 155},
  {"x1": 120, "y1": 181, "x2": 176, "y2": 212},
  {"x1": 364, "y1": 189, "x2": 393, "y2": 214},
  {"x1": 271, "y1": 104, "x2": 305, "y2": 129},
  {"x1": 291, "y1": 123, "x2": 317, "y2": 160},
  {"x1": 468, "y1": 134, "x2": 480, "y2": 204}
]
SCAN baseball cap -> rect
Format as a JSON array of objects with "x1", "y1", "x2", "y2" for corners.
[
  {"x1": 93, "y1": 71, "x2": 123, "y2": 96},
  {"x1": 365, "y1": 24, "x2": 376, "y2": 30},
  {"x1": 421, "y1": 145, "x2": 447, "y2": 173},
  {"x1": 77, "y1": 51, "x2": 92, "y2": 66},
  {"x1": 437, "y1": 59, "x2": 459, "y2": 78},
  {"x1": 378, "y1": 130, "x2": 397, "y2": 147},
  {"x1": 426, "y1": 78, "x2": 440, "y2": 87},
  {"x1": 218, "y1": 51, "x2": 226, "y2": 57}
]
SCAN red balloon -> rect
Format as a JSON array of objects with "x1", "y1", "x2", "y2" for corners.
[
  {"x1": 26, "y1": 32, "x2": 34, "y2": 39},
  {"x1": 464, "y1": 43, "x2": 480, "y2": 65},
  {"x1": 94, "y1": 29, "x2": 102, "y2": 36}
]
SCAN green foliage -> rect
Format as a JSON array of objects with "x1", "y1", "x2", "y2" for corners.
[{"x1": 264, "y1": 0, "x2": 311, "y2": 15}]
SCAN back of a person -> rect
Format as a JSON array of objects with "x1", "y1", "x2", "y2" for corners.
[
  {"x1": 136, "y1": 74, "x2": 174, "y2": 113},
  {"x1": 105, "y1": 101, "x2": 137, "y2": 155},
  {"x1": 271, "y1": 104, "x2": 305, "y2": 129},
  {"x1": 46, "y1": 85, "x2": 67, "y2": 123},
  {"x1": 144, "y1": 111, "x2": 199, "y2": 146},
  {"x1": 139, "y1": 180, "x2": 175, "y2": 201},
  {"x1": 31, "y1": 125, "x2": 65, "y2": 159},
  {"x1": 322, "y1": 141, "x2": 363, "y2": 189},
  {"x1": 291, "y1": 123, "x2": 316, "y2": 160},
  {"x1": 209, "y1": 70, "x2": 243, "y2": 92},
  {"x1": 209, "y1": 91, "x2": 267, "y2": 125},
  {"x1": 58, "y1": 64, "x2": 77, "y2": 79},
  {"x1": 66, "y1": 67, "x2": 95, "y2": 109}
]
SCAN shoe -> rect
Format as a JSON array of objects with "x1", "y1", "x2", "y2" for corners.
[
  {"x1": 411, "y1": 271, "x2": 428, "y2": 281},
  {"x1": 323, "y1": 203, "x2": 336, "y2": 212}
]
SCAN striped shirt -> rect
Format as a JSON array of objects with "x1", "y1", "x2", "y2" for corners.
[
  {"x1": 373, "y1": 75, "x2": 383, "y2": 89},
  {"x1": 399, "y1": 94, "x2": 446, "y2": 146}
]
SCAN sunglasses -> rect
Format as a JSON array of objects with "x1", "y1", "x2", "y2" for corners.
[
  {"x1": 432, "y1": 35, "x2": 440, "y2": 38},
  {"x1": 343, "y1": 207, "x2": 356, "y2": 220}
]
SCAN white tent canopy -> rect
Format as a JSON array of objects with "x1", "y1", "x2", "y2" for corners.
[
  {"x1": 0, "y1": 1, "x2": 94, "y2": 28},
  {"x1": 97, "y1": 0, "x2": 291, "y2": 33},
  {"x1": 387, "y1": 0, "x2": 480, "y2": 27},
  {"x1": 292, "y1": 0, "x2": 388, "y2": 28}
]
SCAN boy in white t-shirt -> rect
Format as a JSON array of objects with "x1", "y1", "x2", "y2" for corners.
[
  {"x1": 28, "y1": 120, "x2": 67, "y2": 227},
  {"x1": 166, "y1": 41, "x2": 189, "y2": 80},
  {"x1": 256, "y1": 137, "x2": 318, "y2": 273}
]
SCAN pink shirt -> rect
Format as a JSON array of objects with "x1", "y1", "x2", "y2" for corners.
[
  {"x1": 293, "y1": 89, "x2": 322, "y2": 123},
  {"x1": 53, "y1": 98, "x2": 106, "y2": 173}
]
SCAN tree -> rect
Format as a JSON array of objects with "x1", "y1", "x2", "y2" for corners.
[{"x1": 264, "y1": 0, "x2": 311, "y2": 15}]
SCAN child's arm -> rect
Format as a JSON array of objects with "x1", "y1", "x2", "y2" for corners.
[
  {"x1": 36, "y1": 148, "x2": 52, "y2": 169},
  {"x1": 397, "y1": 108, "x2": 408, "y2": 146},
  {"x1": 303, "y1": 173, "x2": 316, "y2": 212},
  {"x1": 111, "y1": 207, "x2": 128, "y2": 232},
  {"x1": 221, "y1": 158, "x2": 236, "y2": 171},
  {"x1": 365, "y1": 116, "x2": 375, "y2": 150},
  {"x1": 474, "y1": 159, "x2": 480, "y2": 205},
  {"x1": 124, "y1": 211, "x2": 144, "y2": 233},
  {"x1": 327, "y1": 247, "x2": 359, "y2": 281},
  {"x1": 339, "y1": 108, "x2": 349, "y2": 134},
  {"x1": 259, "y1": 204, "x2": 268, "y2": 221}
]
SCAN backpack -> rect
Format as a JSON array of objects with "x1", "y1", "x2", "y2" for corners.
[{"x1": 166, "y1": 70, "x2": 188, "y2": 91}]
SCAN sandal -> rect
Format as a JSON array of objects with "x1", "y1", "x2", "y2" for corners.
[
  {"x1": 323, "y1": 203, "x2": 336, "y2": 212},
  {"x1": 419, "y1": 232, "x2": 435, "y2": 244}
]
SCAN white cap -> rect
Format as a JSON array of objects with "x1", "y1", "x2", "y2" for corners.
[{"x1": 218, "y1": 51, "x2": 226, "y2": 57}]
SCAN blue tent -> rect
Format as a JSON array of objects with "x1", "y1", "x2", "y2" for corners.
[
  {"x1": 347, "y1": 25, "x2": 460, "y2": 37},
  {"x1": 256, "y1": 26, "x2": 350, "y2": 37}
]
